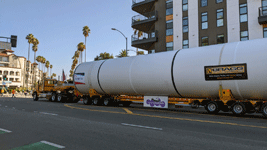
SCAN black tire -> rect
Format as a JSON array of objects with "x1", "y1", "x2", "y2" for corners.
[
  {"x1": 92, "y1": 98, "x2": 99, "y2": 105},
  {"x1": 83, "y1": 97, "x2": 91, "y2": 105},
  {"x1": 231, "y1": 102, "x2": 246, "y2": 115},
  {"x1": 103, "y1": 98, "x2": 110, "y2": 106},
  {"x1": 261, "y1": 103, "x2": 267, "y2": 117},
  {"x1": 122, "y1": 102, "x2": 131, "y2": 107},
  {"x1": 51, "y1": 93, "x2": 57, "y2": 102},
  {"x1": 205, "y1": 101, "x2": 220, "y2": 114},
  {"x1": 33, "y1": 93, "x2": 38, "y2": 101},
  {"x1": 57, "y1": 94, "x2": 63, "y2": 102}
]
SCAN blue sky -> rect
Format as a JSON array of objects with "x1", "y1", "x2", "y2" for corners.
[{"x1": 0, "y1": 0, "x2": 144, "y2": 78}]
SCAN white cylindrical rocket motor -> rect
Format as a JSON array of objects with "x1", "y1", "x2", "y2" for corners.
[{"x1": 74, "y1": 38, "x2": 267, "y2": 100}]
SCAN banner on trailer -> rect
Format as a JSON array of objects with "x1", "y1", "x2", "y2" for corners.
[
  {"x1": 204, "y1": 63, "x2": 248, "y2": 81},
  {"x1": 144, "y1": 96, "x2": 168, "y2": 108},
  {"x1": 74, "y1": 73, "x2": 85, "y2": 85}
]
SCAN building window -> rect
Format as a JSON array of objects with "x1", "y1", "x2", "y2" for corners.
[
  {"x1": 183, "y1": 40, "x2": 189, "y2": 49},
  {"x1": 240, "y1": 31, "x2": 248, "y2": 41},
  {"x1": 217, "y1": 34, "x2": 224, "y2": 44},
  {"x1": 216, "y1": 0, "x2": 223, "y2": 3},
  {"x1": 201, "y1": 12, "x2": 208, "y2": 29},
  {"x1": 183, "y1": 0, "x2": 188, "y2": 11},
  {"x1": 166, "y1": 8, "x2": 173, "y2": 16},
  {"x1": 201, "y1": 37, "x2": 209, "y2": 46},
  {"x1": 183, "y1": 17, "x2": 188, "y2": 33},
  {"x1": 166, "y1": 20, "x2": 173, "y2": 29},
  {"x1": 264, "y1": 28, "x2": 267, "y2": 38},
  {"x1": 217, "y1": 9, "x2": 224, "y2": 27},
  {"x1": 149, "y1": 50, "x2": 155, "y2": 54},
  {"x1": 263, "y1": 0, "x2": 267, "y2": 16},
  {"x1": 240, "y1": 3, "x2": 248, "y2": 23},
  {"x1": 201, "y1": 0, "x2": 207, "y2": 7},
  {"x1": 166, "y1": 42, "x2": 173, "y2": 51},
  {"x1": 166, "y1": 29, "x2": 173, "y2": 36}
]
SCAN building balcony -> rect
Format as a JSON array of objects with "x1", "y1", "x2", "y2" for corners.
[
  {"x1": 258, "y1": 7, "x2": 267, "y2": 24},
  {"x1": 132, "y1": 11, "x2": 157, "y2": 33},
  {"x1": 132, "y1": 0, "x2": 157, "y2": 14},
  {"x1": 131, "y1": 31, "x2": 158, "y2": 50}
]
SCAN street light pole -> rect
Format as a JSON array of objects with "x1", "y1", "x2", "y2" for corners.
[{"x1": 111, "y1": 28, "x2": 128, "y2": 57}]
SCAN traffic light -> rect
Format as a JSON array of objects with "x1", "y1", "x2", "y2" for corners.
[
  {"x1": 3, "y1": 75, "x2": 7, "y2": 81},
  {"x1": 11, "y1": 35, "x2": 17, "y2": 48}
]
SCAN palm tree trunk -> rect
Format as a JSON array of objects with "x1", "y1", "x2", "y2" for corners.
[
  {"x1": 28, "y1": 43, "x2": 30, "y2": 61},
  {"x1": 81, "y1": 52, "x2": 83, "y2": 63},
  {"x1": 85, "y1": 37, "x2": 87, "y2": 62},
  {"x1": 34, "y1": 52, "x2": 36, "y2": 63}
]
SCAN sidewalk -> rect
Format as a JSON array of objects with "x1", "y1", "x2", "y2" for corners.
[{"x1": 1, "y1": 93, "x2": 32, "y2": 98}]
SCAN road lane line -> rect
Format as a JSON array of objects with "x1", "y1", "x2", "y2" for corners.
[
  {"x1": 40, "y1": 141, "x2": 65, "y2": 148},
  {"x1": 123, "y1": 108, "x2": 133, "y2": 114},
  {"x1": 64, "y1": 104, "x2": 267, "y2": 129},
  {"x1": 121, "y1": 123, "x2": 162, "y2": 130},
  {"x1": 39, "y1": 112, "x2": 58, "y2": 116},
  {"x1": 0, "y1": 128, "x2": 12, "y2": 133}
]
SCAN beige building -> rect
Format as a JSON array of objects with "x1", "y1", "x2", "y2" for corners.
[{"x1": 0, "y1": 41, "x2": 43, "y2": 89}]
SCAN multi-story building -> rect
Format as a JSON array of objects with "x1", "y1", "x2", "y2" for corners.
[
  {"x1": 131, "y1": 0, "x2": 267, "y2": 53},
  {"x1": 0, "y1": 41, "x2": 43, "y2": 89}
]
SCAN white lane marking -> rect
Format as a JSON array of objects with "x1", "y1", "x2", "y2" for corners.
[
  {"x1": 121, "y1": 123, "x2": 163, "y2": 131},
  {"x1": 40, "y1": 141, "x2": 65, "y2": 148},
  {"x1": 39, "y1": 112, "x2": 58, "y2": 116},
  {"x1": 0, "y1": 128, "x2": 12, "y2": 133}
]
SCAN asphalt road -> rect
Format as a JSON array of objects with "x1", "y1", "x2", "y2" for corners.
[{"x1": 1, "y1": 97, "x2": 267, "y2": 150}]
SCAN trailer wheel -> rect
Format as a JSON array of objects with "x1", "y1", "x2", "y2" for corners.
[
  {"x1": 33, "y1": 93, "x2": 38, "y2": 101},
  {"x1": 261, "y1": 103, "x2": 267, "y2": 117},
  {"x1": 57, "y1": 94, "x2": 63, "y2": 102},
  {"x1": 83, "y1": 97, "x2": 91, "y2": 105},
  {"x1": 231, "y1": 102, "x2": 246, "y2": 115},
  {"x1": 93, "y1": 98, "x2": 99, "y2": 105},
  {"x1": 205, "y1": 101, "x2": 220, "y2": 114},
  {"x1": 103, "y1": 98, "x2": 111, "y2": 106},
  {"x1": 122, "y1": 102, "x2": 131, "y2": 107},
  {"x1": 51, "y1": 93, "x2": 57, "y2": 102}
]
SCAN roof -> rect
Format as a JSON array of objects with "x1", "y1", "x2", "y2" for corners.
[
  {"x1": 3, "y1": 49, "x2": 14, "y2": 53},
  {"x1": 0, "y1": 53, "x2": 8, "y2": 56}
]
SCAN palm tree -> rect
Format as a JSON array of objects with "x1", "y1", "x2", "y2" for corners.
[
  {"x1": 36, "y1": 56, "x2": 42, "y2": 70},
  {"x1": 77, "y1": 42, "x2": 85, "y2": 63},
  {"x1": 51, "y1": 73, "x2": 56, "y2": 79},
  {"x1": 83, "y1": 26, "x2": 90, "y2": 62},
  {"x1": 45, "y1": 61, "x2": 50, "y2": 74},
  {"x1": 50, "y1": 65, "x2": 53, "y2": 76},
  {"x1": 116, "y1": 49, "x2": 127, "y2": 58},
  {"x1": 26, "y1": 34, "x2": 34, "y2": 61},
  {"x1": 94, "y1": 52, "x2": 114, "y2": 61},
  {"x1": 32, "y1": 38, "x2": 39, "y2": 63},
  {"x1": 41, "y1": 57, "x2": 46, "y2": 73}
]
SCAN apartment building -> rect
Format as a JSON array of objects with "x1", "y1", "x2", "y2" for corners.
[
  {"x1": 131, "y1": 0, "x2": 267, "y2": 53},
  {"x1": 0, "y1": 41, "x2": 43, "y2": 89}
]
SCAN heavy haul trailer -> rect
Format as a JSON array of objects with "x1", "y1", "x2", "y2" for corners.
[
  {"x1": 32, "y1": 78, "x2": 80, "y2": 103},
  {"x1": 74, "y1": 38, "x2": 267, "y2": 117}
]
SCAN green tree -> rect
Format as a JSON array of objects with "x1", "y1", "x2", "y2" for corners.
[
  {"x1": 45, "y1": 61, "x2": 50, "y2": 74},
  {"x1": 50, "y1": 65, "x2": 53, "y2": 76},
  {"x1": 83, "y1": 26, "x2": 90, "y2": 62},
  {"x1": 116, "y1": 49, "x2": 127, "y2": 58},
  {"x1": 32, "y1": 38, "x2": 39, "y2": 63},
  {"x1": 77, "y1": 42, "x2": 85, "y2": 63},
  {"x1": 94, "y1": 52, "x2": 114, "y2": 61},
  {"x1": 26, "y1": 34, "x2": 34, "y2": 61}
]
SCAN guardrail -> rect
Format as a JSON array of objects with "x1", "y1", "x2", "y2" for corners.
[
  {"x1": 132, "y1": 0, "x2": 155, "y2": 4},
  {"x1": 131, "y1": 31, "x2": 158, "y2": 42},
  {"x1": 132, "y1": 11, "x2": 157, "y2": 24}
]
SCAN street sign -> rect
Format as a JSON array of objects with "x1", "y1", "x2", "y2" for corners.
[{"x1": 2, "y1": 81, "x2": 6, "y2": 85}]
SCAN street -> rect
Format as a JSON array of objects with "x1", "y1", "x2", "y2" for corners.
[{"x1": 1, "y1": 97, "x2": 267, "y2": 150}]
